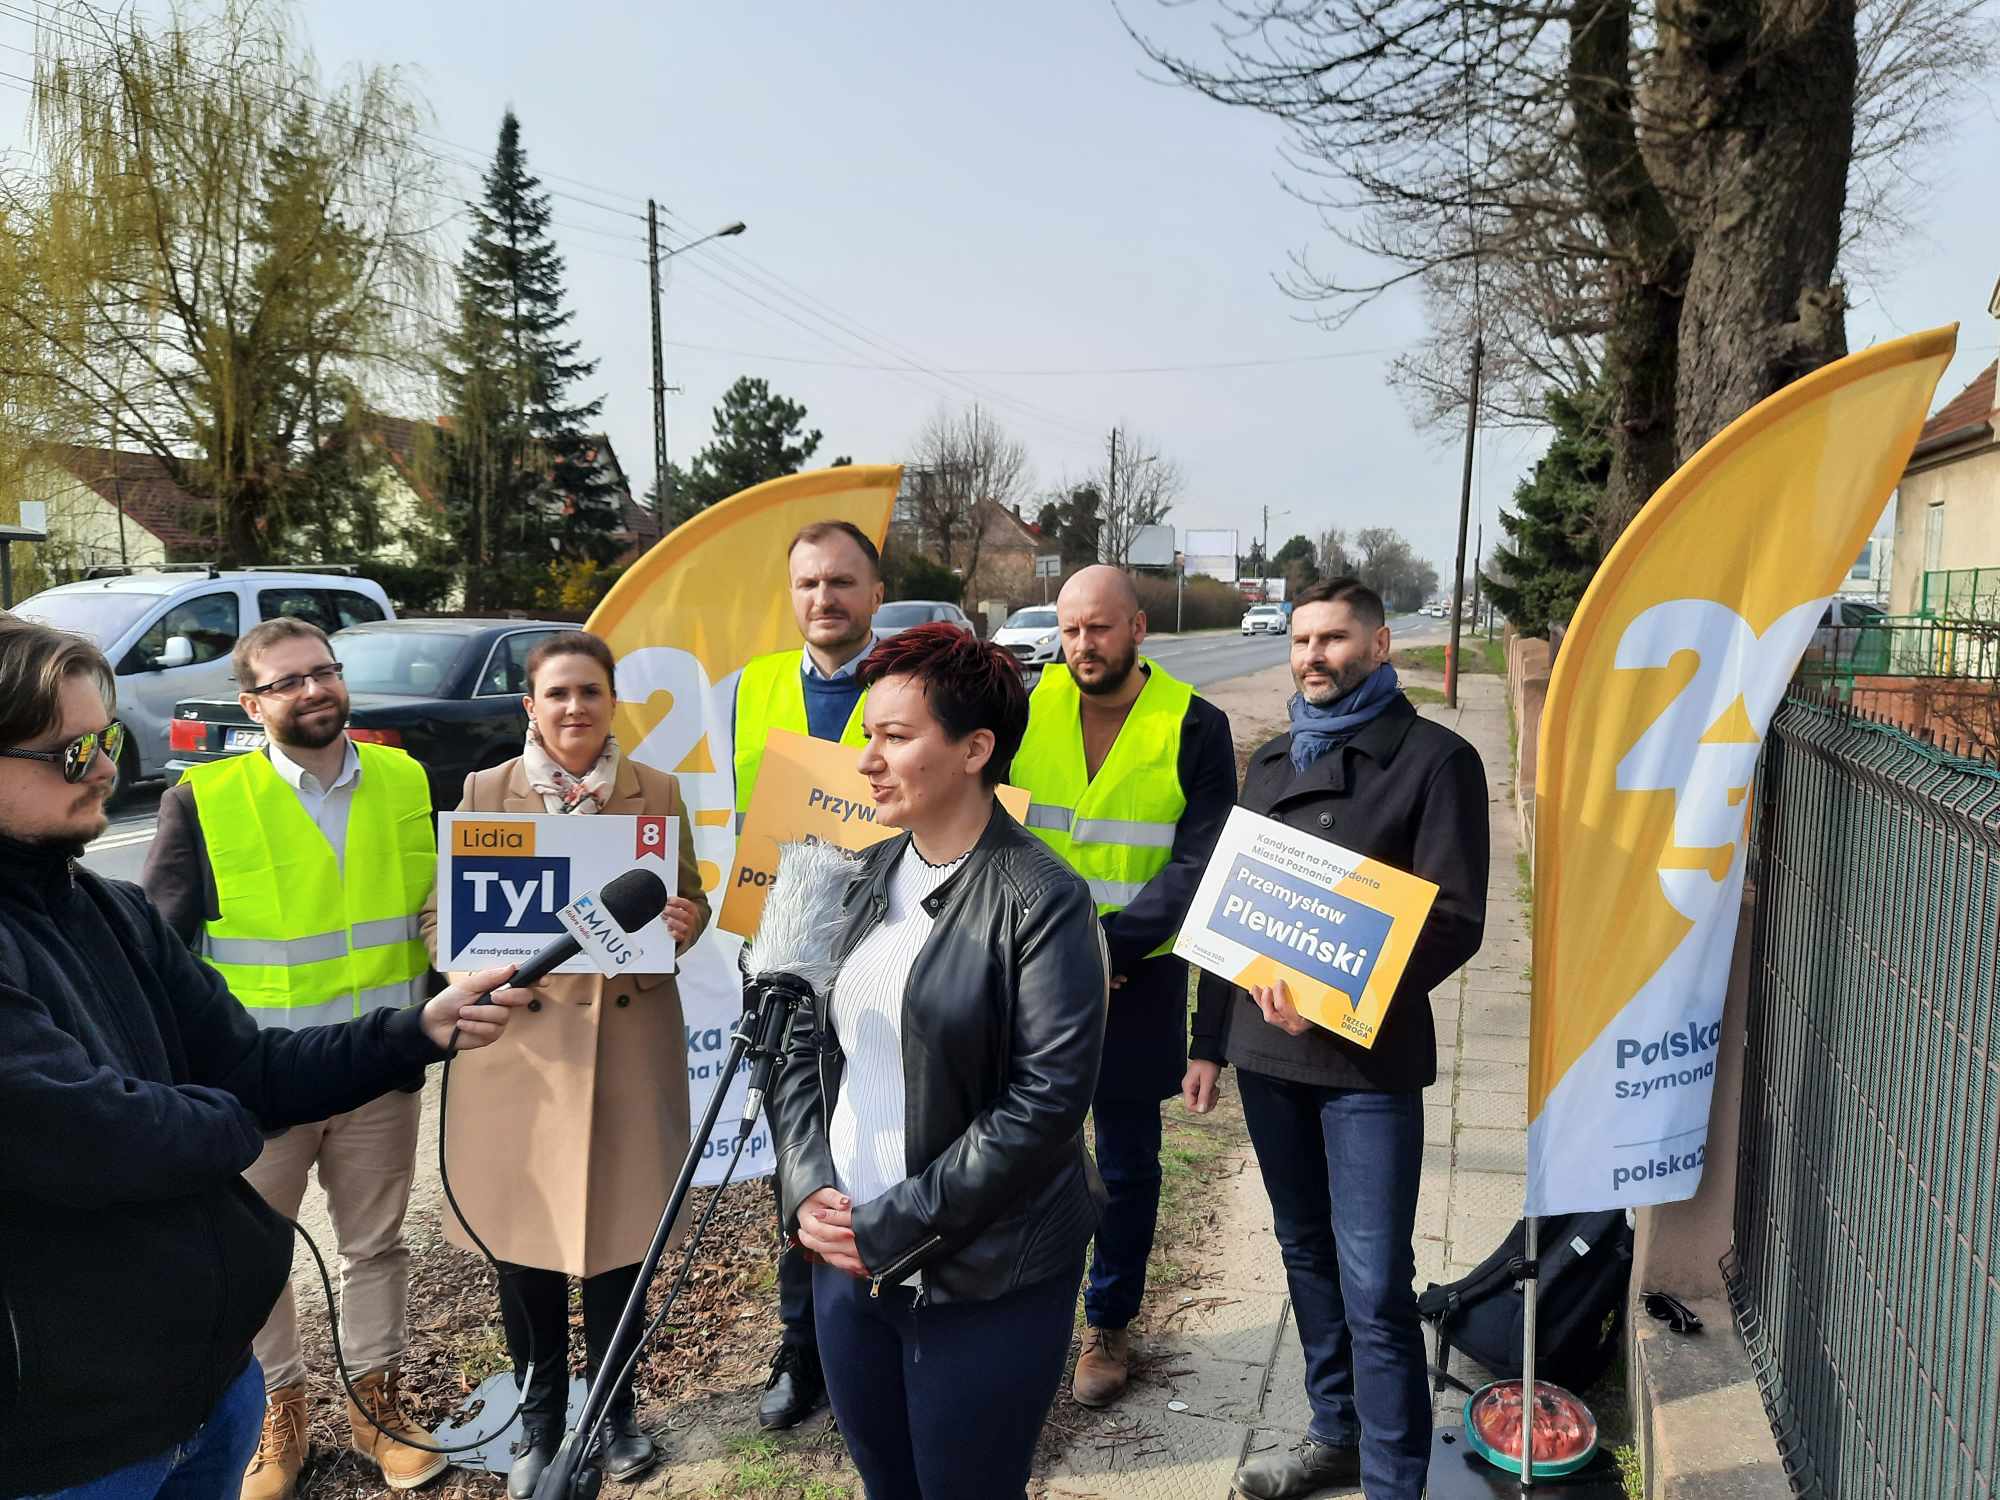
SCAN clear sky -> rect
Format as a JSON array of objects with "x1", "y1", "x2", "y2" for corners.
[{"x1": 3, "y1": 1, "x2": 1994, "y2": 580}]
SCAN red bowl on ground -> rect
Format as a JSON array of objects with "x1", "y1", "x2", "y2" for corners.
[{"x1": 1463, "y1": 1379, "x2": 1601, "y2": 1478}]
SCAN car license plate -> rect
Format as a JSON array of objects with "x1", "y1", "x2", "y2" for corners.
[{"x1": 226, "y1": 727, "x2": 267, "y2": 751}]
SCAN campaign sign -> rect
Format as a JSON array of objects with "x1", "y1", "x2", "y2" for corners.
[
  {"x1": 437, "y1": 814, "x2": 679, "y2": 975},
  {"x1": 1175, "y1": 805, "x2": 1438, "y2": 1049},
  {"x1": 719, "y1": 728, "x2": 1029, "y2": 939},
  {"x1": 1211, "y1": 854, "x2": 1395, "y2": 1007}
]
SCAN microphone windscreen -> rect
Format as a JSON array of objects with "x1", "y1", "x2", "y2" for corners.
[
  {"x1": 745, "y1": 840, "x2": 856, "y2": 995},
  {"x1": 600, "y1": 867, "x2": 670, "y2": 932}
]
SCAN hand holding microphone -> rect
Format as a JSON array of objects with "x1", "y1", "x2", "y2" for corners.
[{"x1": 420, "y1": 966, "x2": 533, "y2": 1051}]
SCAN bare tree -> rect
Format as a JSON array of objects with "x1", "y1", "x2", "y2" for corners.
[
  {"x1": 906, "y1": 403, "x2": 1034, "y2": 585},
  {"x1": 1315, "y1": 527, "x2": 1354, "y2": 579},
  {"x1": 1131, "y1": 0, "x2": 1993, "y2": 537},
  {"x1": 1099, "y1": 426, "x2": 1185, "y2": 567}
]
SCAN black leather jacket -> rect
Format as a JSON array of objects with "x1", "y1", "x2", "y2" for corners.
[{"x1": 770, "y1": 805, "x2": 1109, "y2": 1302}]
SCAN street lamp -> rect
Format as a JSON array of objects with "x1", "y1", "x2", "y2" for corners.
[{"x1": 648, "y1": 210, "x2": 748, "y2": 522}]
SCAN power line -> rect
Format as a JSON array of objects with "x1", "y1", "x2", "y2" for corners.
[{"x1": 660, "y1": 337, "x2": 1407, "y2": 377}]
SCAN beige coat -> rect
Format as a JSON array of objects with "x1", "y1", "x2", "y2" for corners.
[{"x1": 419, "y1": 755, "x2": 712, "y2": 1278}]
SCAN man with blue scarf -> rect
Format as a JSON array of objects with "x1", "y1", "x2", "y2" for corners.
[{"x1": 1185, "y1": 577, "x2": 1489, "y2": 1500}]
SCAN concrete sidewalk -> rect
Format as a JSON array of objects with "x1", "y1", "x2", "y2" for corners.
[{"x1": 1040, "y1": 671, "x2": 1528, "y2": 1499}]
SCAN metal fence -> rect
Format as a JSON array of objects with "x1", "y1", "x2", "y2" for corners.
[
  {"x1": 1729, "y1": 695, "x2": 2000, "y2": 1496},
  {"x1": 1798, "y1": 614, "x2": 2000, "y2": 695},
  {"x1": 1922, "y1": 568, "x2": 2000, "y2": 621}
]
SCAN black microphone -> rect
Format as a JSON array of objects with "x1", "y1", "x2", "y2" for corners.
[{"x1": 511, "y1": 867, "x2": 669, "y2": 988}]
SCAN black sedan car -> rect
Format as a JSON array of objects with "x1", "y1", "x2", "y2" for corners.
[{"x1": 165, "y1": 617, "x2": 574, "y2": 811}]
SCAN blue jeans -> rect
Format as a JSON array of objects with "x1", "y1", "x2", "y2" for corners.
[
  {"x1": 33, "y1": 1358, "x2": 265, "y2": 1500},
  {"x1": 1084, "y1": 1095, "x2": 1163, "y2": 1329},
  {"x1": 1237, "y1": 1071, "x2": 1429, "y2": 1500}
]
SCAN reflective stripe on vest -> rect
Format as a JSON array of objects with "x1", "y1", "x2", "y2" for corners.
[
  {"x1": 732, "y1": 648, "x2": 869, "y2": 818},
  {"x1": 187, "y1": 743, "x2": 435, "y2": 1023},
  {"x1": 1012, "y1": 658, "x2": 1193, "y2": 957}
]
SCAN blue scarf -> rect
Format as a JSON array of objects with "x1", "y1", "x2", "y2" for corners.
[{"x1": 1288, "y1": 663, "x2": 1401, "y2": 771}]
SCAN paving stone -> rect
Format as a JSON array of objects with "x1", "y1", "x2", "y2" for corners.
[
  {"x1": 1143, "y1": 1347, "x2": 1270, "y2": 1425},
  {"x1": 1463, "y1": 976, "x2": 1532, "y2": 1000},
  {"x1": 1447, "y1": 1214, "x2": 1522, "y2": 1266},
  {"x1": 1260, "y1": 1328, "x2": 1315, "y2": 1439},
  {"x1": 1453, "y1": 1125, "x2": 1526, "y2": 1177},
  {"x1": 1146, "y1": 1289, "x2": 1288, "y2": 1372},
  {"x1": 1453, "y1": 1087, "x2": 1527, "y2": 1130},
  {"x1": 1041, "y1": 1406, "x2": 1251, "y2": 1499},
  {"x1": 1457, "y1": 1055, "x2": 1529, "y2": 1098},
  {"x1": 1460, "y1": 998, "x2": 1532, "y2": 1038},
  {"x1": 1449, "y1": 1169, "x2": 1527, "y2": 1223},
  {"x1": 1424, "y1": 1103, "x2": 1452, "y2": 1143},
  {"x1": 1460, "y1": 1030, "x2": 1528, "y2": 1064}
]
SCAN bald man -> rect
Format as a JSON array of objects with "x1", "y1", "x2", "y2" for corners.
[{"x1": 1010, "y1": 565, "x2": 1237, "y2": 1406}]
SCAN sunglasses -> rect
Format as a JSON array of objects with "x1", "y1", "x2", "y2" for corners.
[{"x1": 0, "y1": 721, "x2": 127, "y2": 784}]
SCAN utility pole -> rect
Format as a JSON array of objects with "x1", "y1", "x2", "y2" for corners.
[
  {"x1": 1106, "y1": 427, "x2": 1120, "y2": 566},
  {"x1": 1472, "y1": 520, "x2": 1483, "y2": 637},
  {"x1": 647, "y1": 200, "x2": 669, "y2": 524},
  {"x1": 1445, "y1": 336, "x2": 1485, "y2": 708}
]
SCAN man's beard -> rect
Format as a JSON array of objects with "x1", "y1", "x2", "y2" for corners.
[
  {"x1": 1070, "y1": 639, "x2": 1140, "y2": 698},
  {"x1": 1296, "y1": 657, "x2": 1374, "y2": 707},
  {"x1": 273, "y1": 702, "x2": 349, "y2": 750}
]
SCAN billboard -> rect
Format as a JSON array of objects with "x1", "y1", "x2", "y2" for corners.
[
  {"x1": 1130, "y1": 524, "x2": 1175, "y2": 568},
  {"x1": 1185, "y1": 528, "x2": 1238, "y2": 583}
]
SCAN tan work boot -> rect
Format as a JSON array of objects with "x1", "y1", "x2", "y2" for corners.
[
  {"x1": 344, "y1": 1367, "x2": 449, "y2": 1490},
  {"x1": 242, "y1": 1382, "x2": 308, "y2": 1500},
  {"x1": 1071, "y1": 1326, "x2": 1132, "y2": 1408}
]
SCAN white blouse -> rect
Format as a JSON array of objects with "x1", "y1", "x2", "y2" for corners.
[{"x1": 827, "y1": 845, "x2": 966, "y2": 1208}]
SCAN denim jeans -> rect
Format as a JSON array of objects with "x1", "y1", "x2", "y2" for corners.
[
  {"x1": 32, "y1": 1358, "x2": 265, "y2": 1500},
  {"x1": 1083, "y1": 1095, "x2": 1164, "y2": 1329},
  {"x1": 1237, "y1": 1070, "x2": 1429, "y2": 1499}
]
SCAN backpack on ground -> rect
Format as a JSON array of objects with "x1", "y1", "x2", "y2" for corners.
[{"x1": 1417, "y1": 1211, "x2": 1633, "y2": 1394}]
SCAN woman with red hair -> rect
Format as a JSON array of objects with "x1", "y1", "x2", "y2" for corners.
[{"x1": 768, "y1": 623, "x2": 1108, "y2": 1498}]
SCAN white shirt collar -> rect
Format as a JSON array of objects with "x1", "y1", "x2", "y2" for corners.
[
  {"x1": 803, "y1": 631, "x2": 878, "y2": 683},
  {"x1": 267, "y1": 736, "x2": 361, "y2": 796}
]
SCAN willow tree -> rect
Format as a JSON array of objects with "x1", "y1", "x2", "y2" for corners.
[{"x1": 0, "y1": 0, "x2": 443, "y2": 563}]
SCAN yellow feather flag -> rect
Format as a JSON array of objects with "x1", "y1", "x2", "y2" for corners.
[
  {"x1": 584, "y1": 464, "x2": 901, "y2": 1184},
  {"x1": 1525, "y1": 329, "x2": 1957, "y2": 1215}
]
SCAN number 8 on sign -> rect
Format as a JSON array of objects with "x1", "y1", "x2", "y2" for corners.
[{"x1": 635, "y1": 816, "x2": 669, "y2": 860}]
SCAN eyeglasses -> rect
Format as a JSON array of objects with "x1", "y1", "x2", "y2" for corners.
[
  {"x1": 248, "y1": 663, "x2": 345, "y2": 698},
  {"x1": 0, "y1": 721, "x2": 127, "y2": 784}
]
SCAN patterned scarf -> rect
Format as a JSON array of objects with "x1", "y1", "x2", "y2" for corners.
[
  {"x1": 523, "y1": 724, "x2": 620, "y2": 815},
  {"x1": 1288, "y1": 663, "x2": 1402, "y2": 771}
]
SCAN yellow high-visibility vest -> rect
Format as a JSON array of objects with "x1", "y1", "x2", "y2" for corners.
[
  {"x1": 186, "y1": 743, "x2": 434, "y2": 1029},
  {"x1": 732, "y1": 648, "x2": 868, "y2": 820},
  {"x1": 1013, "y1": 658, "x2": 1193, "y2": 957}
]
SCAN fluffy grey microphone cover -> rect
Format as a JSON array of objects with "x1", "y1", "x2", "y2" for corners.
[{"x1": 743, "y1": 839, "x2": 857, "y2": 994}]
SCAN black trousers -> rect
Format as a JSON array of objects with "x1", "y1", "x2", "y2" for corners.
[
  {"x1": 496, "y1": 1261, "x2": 643, "y2": 1423},
  {"x1": 772, "y1": 1175, "x2": 818, "y2": 1354}
]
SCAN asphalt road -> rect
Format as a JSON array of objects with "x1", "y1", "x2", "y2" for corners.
[{"x1": 77, "y1": 611, "x2": 1452, "y2": 881}]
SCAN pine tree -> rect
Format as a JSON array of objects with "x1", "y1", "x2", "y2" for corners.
[
  {"x1": 678, "y1": 376, "x2": 824, "y2": 523},
  {"x1": 442, "y1": 111, "x2": 620, "y2": 606},
  {"x1": 1483, "y1": 389, "x2": 1609, "y2": 637}
]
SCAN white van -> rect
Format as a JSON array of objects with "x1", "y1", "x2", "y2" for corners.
[{"x1": 12, "y1": 568, "x2": 395, "y2": 794}]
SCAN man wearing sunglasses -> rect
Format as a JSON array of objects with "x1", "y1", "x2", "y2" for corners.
[
  {"x1": 142, "y1": 617, "x2": 447, "y2": 1499},
  {"x1": 0, "y1": 617, "x2": 530, "y2": 1500}
]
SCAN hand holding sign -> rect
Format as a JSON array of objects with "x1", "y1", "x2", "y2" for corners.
[{"x1": 1251, "y1": 979, "x2": 1313, "y2": 1037}]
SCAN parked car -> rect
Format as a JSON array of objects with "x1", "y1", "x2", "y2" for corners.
[
  {"x1": 993, "y1": 606, "x2": 1061, "y2": 668},
  {"x1": 874, "y1": 599, "x2": 974, "y2": 637},
  {"x1": 165, "y1": 617, "x2": 572, "y2": 812},
  {"x1": 11, "y1": 567, "x2": 394, "y2": 798},
  {"x1": 1241, "y1": 603, "x2": 1287, "y2": 636}
]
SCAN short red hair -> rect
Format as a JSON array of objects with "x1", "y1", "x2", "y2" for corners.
[{"x1": 859, "y1": 623, "x2": 1028, "y2": 787}]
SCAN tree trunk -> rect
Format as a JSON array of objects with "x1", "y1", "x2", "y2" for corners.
[
  {"x1": 1665, "y1": 0, "x2": 1856, "y2": 457},
  {"x1": 1567, "y1": 0, "x2": 1691, "y2": 541}
]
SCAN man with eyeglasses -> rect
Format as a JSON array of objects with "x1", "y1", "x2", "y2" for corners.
[
  {"x1": 0, "y1": 620, "x2": 529, "y2": 1500},
  {"x1": 143, "y1": 616, "x2": 448, "y2": 1500}
]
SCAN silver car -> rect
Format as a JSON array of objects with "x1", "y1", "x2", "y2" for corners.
[{"x1": 12, "y1": 568, "x2": 394, "y2": 796}]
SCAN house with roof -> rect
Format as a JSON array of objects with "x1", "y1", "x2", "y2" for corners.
[{"x1": 1890, "y1": 358, "x2": 2000, "y2": 616}]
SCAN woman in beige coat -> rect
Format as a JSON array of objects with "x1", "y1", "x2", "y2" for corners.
[{"x1": 420, "y1": 631, "x2": 709, "y2": 1495}]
